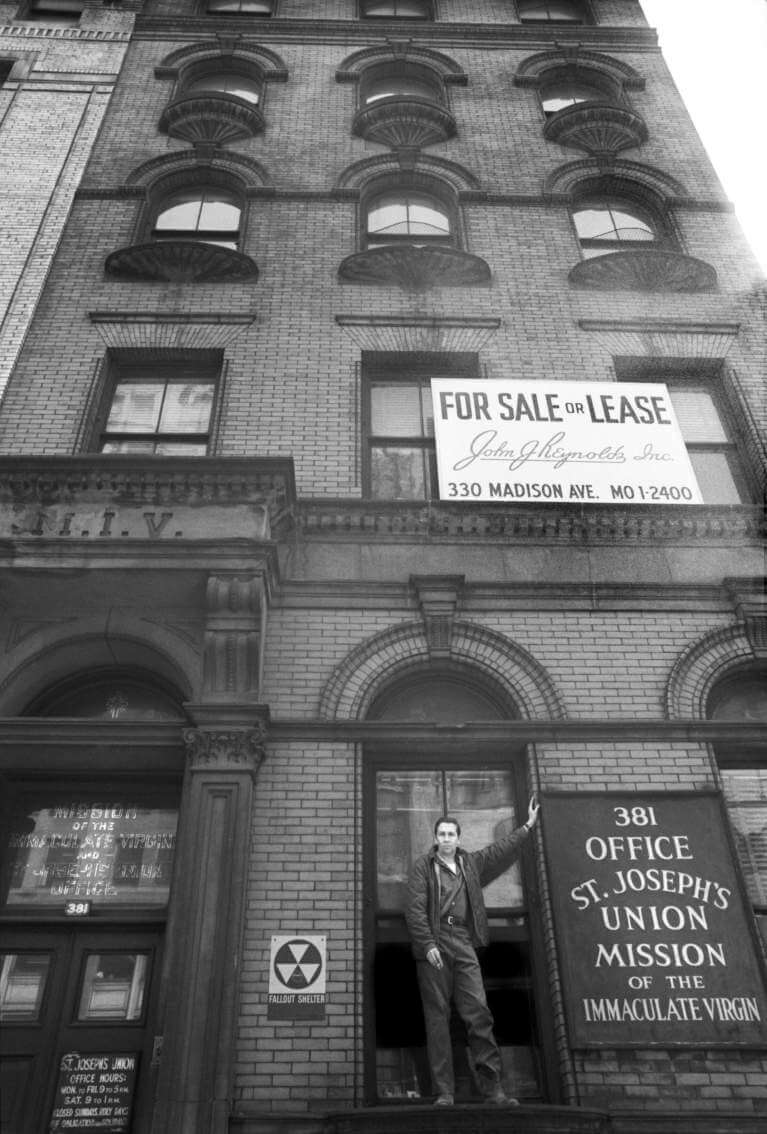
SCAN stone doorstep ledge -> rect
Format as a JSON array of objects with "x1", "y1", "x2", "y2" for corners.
[
  {"x1": 231, "y1": 1105, "x2": 608, "y2": 1134},
  {"x1": 230, "y1": 1107, "x2": 767, "y2": 1134}
]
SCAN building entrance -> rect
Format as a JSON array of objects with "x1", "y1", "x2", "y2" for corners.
[{"x1": 1, "y1": 924, "x2": 163, "y2": 1133}]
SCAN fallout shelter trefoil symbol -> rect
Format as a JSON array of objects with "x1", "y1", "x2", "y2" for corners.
[{"x1": 273, "y1": 939, "x2": 323, "y2": 989}]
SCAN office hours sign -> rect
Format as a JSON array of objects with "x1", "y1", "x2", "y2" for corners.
[
  {"x1": 430, "y1": 379, "x2": 702, "y2": 505},
  {"x1": 544, "y1": 792, "x2": 767, "y2": 1047}
]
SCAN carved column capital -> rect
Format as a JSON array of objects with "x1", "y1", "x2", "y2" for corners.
[{"x1": 183, "y1": 723, "x2": 267, "y2": 773}]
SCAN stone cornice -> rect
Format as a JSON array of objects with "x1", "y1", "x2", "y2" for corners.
[
  {"x1": 132, "y1": 19, "x2": 658, "y2": 51},
  {"x1": 272, "y1": 580, "x2": 735, "y2": 613},
  {"x1": 264, "y1": 719, "x2": 764, "y2": 747},
  {"x1": 0, "y1": 717, "x2": 762, "y2": 752},
  {"x1": 0, "y1": 455, "x2": 295, "y2": 515},
  {"x1": 0, "y1": 23, "x2": 131, "y2": 41},
  {"x1": 296, "y1": 500, "x2": 765, "y2": 544}
]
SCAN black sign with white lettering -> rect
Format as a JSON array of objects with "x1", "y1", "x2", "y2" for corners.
[
  {"x1": 49, "y1": 1052, "x2": 137, "y2": 1131},
  {"x1": 543, "y1": 791, "x2": 767, "y2": 1046}
]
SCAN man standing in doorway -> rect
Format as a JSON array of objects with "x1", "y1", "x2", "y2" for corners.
[{"x1": 405, "y1": 796, "x2": 540, "y2": 1107}]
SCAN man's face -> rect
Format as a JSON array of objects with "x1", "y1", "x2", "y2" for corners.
[{"x1": 435, "y1": 822, "x2": 459, "y2": 858}]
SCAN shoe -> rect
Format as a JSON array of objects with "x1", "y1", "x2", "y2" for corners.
[
  {"x1": 433, "y1": 1094, "x2": 454, "y2": 1106},
  {"x1": 486, "y1": 1086, "x2": 519, "y2": 1105}
]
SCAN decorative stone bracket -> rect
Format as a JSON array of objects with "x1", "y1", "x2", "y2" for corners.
[
  {"x1": 726, "y1": 577, "x2": 767, "y2": 656},
  {"x1": 202, "y1": 572, "x2": 269, "y2": 701},
  {"x1": 411, "y1": 574, "x2": 465, "y2": 658}
]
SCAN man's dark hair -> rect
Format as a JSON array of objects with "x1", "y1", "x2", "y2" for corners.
[{"x1": 434, "y1": 816, "x2": 461, "y2": 837}]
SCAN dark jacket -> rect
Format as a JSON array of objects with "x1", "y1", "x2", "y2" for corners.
[{"x1": 405, "y1": 827, "x2": 530, "y2": 958}]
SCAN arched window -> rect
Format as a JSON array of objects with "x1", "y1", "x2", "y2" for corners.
[
  {"x1": 572, "y1": 196, "x2": 659, "y2": 258},
  {"x1": 366, "y1": 190, "x2": 452, "y2": 248},
  {"x1": 708, "y1": 667, "x2": 767, "y2": 946},
  {"x1": 361, "y1": 0, "x2": 432, "y2": 17},
  {"x1": 151, "y1": 186, "x2": 242, "y2": 250},
  {"x1": 25, "y1": 668, "x2": 187, "y2": 720},
  {"x1": 518, "y1": 0, "x2": 587, "y2": 22},
  {"x1": 566, "y1": 179, "x2": 716, "y2": 292},
  {"x1": 360, "y1": 62, "x2": 443, "y2": 107},
  {"x1": 159, "y1": 56, "x2": 267, "y2": 147}
]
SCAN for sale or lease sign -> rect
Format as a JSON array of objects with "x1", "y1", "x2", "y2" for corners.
[{"x1": 431, "y1": 379, "x2": 702, "y2": 505}]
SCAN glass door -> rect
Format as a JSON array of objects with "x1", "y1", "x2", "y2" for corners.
[
  {"x1": 366, "y1": 759, "x2": 541, "y2": 1104},
  {"x1": 1, "y1": 926, "x2": 162, "y2": 1133}
]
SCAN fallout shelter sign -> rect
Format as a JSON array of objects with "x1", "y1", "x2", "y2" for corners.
[
  {"x1": 267, "y1": 935, "x2": 326, "y2": 1021},
  {"x1": 544, "y1": 792, "x2": 767, "y2": 1047}
]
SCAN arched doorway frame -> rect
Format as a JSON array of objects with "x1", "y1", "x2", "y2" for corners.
[
  {"x1": 319, "y1": 620, "x2": 568, "y2": 1106},
  {"x1": 0, "y1": 630, "x2": 193, "y2": 1134}
]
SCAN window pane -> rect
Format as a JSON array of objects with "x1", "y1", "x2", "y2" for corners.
[
  {"x1": 155, "y1": 192, "x2": 239, "y2": 237},
  {"x1": 720, "y1": 770, "x2": 767, "y2": 907},
  {"x1": 365, "y1": 74, "x2": 437, "y2": 104},
  {"x1": 155, "y1": 195, "x2": 203, "y2": 233},
  {"x1": 25, "y1": 0, "x2": 82, "y2": 21},
  {"x1": 376, "y1": 771, "x2": 442, "y2": 910},
  {"x1": 667, "y1": 387, "x2": 729, "y2": 443},
  {"x1": 105, "y1": 384, "x2": 163, "y2": 433},
  {"x1": 157, "y1": 383, "x2": 214, "y2": 433},
  {"x1": 153, "y1": 441, "x2": 209, "y2": 456},
  {"x1": 520, "y1": 1, "x2": 582, "y2": 20},
  {"x1": 3, "y1": 801, "x2": 178, "y2": 908},
  {"x1": 574, "y1": 205, "x2": 654, "y2": 243},
  {"x1": 371, "y1": 677, "x2": 503, "y2": 722},
  {"x1": 371, "y1": 446, "x2": 430, "y2": 499},
  {"x1": 368, "y1": 195, "x2": 449, "y2": 238},
  {"x1": 610, "y1": 208, "x2": 654, "y2": 241},
  {"x1": 573, "y1": 207, "x2": 614, "y2": 240},
  {"x1": 198, "y1": 196, "x2": 240, "y2": 232},
  {"x1": 365, "y1": 1, "x2": 429, "y2": 15},
  {"x1": 101, "y1": 441, "x2": 158, "y2": 454},
  {"x1": 187, "y1": 72, "x2": 260, "y2": 103},
  {"x1": 0, "y1": 954, "x2": 51, "y2": 1021},
  {"x1": 371, "y1": 384, "x2": 428, "y2": 436},
  {"x1": 688, "y1": 451, "x2": 742, "y2": 505},
  {"x1": 709, "y1": 682, "x2": 767, "y2": 721},
  {"x1": 77, "y1": 953, "x2": 148, "y2": 1021},
  {"x1": 541, "y1": 81, "x2": 603, "y2": 113},
  {"x1": 207, "y1": 0, "x2": 272, "y2": 11},
  {"x1": 408, "y1": 202, "x2": 450, "y2": 235},
  {"x1": 446, "y1": 772, "x2": 522, "y2": 908},
  {"x1": 368, "y1": 202, "x2": 409, "y2": 236}
]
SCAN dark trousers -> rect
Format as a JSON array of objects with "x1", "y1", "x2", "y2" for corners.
[{"x1": 416, "y1": 925, "x2": 502, "y2": 1097}]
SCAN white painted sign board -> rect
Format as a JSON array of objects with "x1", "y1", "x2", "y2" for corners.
[{"x1": 431, "y1": 379, "x2": 702, "y2": 505}]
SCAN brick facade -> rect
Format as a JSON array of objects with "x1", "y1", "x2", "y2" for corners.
[{"x1": 0, "y1": 2, "x2": 765, "y2": 1133}]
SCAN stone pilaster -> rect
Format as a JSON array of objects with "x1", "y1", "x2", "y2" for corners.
[{"x1": 151, "y1": 711, "x2": 268, "y2": 1134}]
